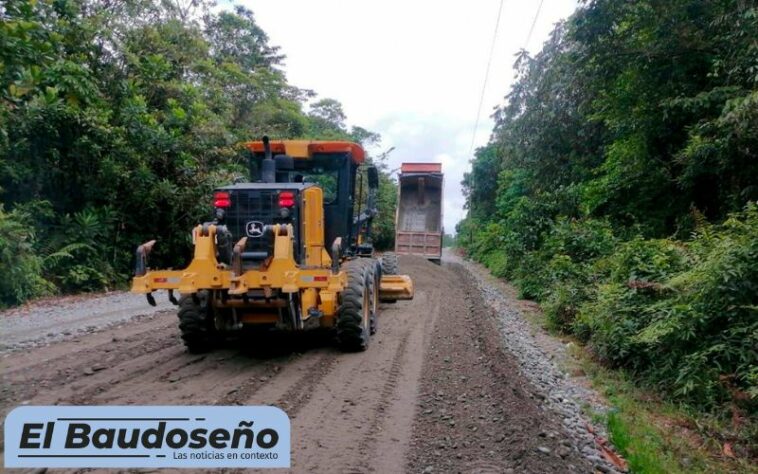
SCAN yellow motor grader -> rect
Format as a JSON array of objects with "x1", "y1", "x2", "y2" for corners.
[{"x1": 132, "y1": 138, "x2": 413, "y2": 352}]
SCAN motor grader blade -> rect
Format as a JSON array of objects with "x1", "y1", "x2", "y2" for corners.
[{"x1": 379, "y1": 274, "x2": 414, "y2": 301}]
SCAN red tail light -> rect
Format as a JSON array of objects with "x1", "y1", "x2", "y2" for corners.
[
  {"x1": 278, "y1": 191, "x2": 295, "y2": 207},
  {"x1": 214, "y1": 191, "x2": 231, "y2": 208}
]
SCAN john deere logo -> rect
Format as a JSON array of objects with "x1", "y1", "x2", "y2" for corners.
[{"x1": 246, "y1": 221, "x2": 265, "y2": 238}]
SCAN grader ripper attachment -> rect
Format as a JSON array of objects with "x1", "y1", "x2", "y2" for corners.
[{"x1": 132, "y1": 138, "x2": 413, "y2": 352}]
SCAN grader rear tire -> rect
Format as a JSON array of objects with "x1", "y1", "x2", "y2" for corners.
[
  {"x1": 368, "y1": 259, "x2": 381, "y2": 335},
  {"x1": 177, "y1": 290, "x2": 219, "y2": 354},
  {"x1": 337, "y1": 261, "x2": 371, "y2": 352}
]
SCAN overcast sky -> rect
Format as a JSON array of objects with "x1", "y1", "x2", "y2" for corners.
[{"x1": 240, "y1": 0, "x2": 580, "y2": 233}]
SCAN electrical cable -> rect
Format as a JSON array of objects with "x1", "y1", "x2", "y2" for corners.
[
  {"x1": 468, "y1": 0, "x2": 546, "y2": 154},
  {"x1": 469, "y1": 0, "x2": 506, "y2": 154},
  {"x1": 524, "y1": 0, "x2": 545, "y2": 51}
]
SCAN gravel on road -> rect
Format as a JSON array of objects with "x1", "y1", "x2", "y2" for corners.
[{"x1": 0, "y1": 291, "x2": 173, "y2": 353}]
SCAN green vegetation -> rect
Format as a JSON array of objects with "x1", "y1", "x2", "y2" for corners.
[
  {"x1": 578, "y1": 346, "x2": 754, "y2": 474},
  {"x1": 0, "y1": 0, "x2": 397, "y2": 307},
  {"x1": 525, "y1": 302, "x2": 755, "y2": 473},
  {"x1": 459, "y1": 0, "x2": 757, "y2": 453},
  {"x1": 505, "y1": 284, "x2": 757, "y2": 474},
  {"x1": 442, "y1": 233, "x2": 456, "y2": 248}
]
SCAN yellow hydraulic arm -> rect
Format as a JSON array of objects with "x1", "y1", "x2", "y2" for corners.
[{"x1": 132, "y1": 224, "x2": 347, "y2": 306}]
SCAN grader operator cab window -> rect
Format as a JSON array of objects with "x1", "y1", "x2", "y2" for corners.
[
  {"x1": 249, "y1": 151, "x2": 343, "y2": 204},
  {"x1": 295, "y1": 155, "x2": 342, "y2": 204}
]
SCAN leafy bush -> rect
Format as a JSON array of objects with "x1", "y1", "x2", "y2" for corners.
[
  {"x1": 468, "y1": 221, "x2": 508, "y2": 260},
  {"x1": 541, "y1": 260, "x2": 591, "y2": 331},
  {"x1": 42, "y1": 208, "x2": 121, "y2": 293},
  {"x1": 511, "y1": 251, "x2": 549, "y2": 300},
  {"x1": 480, "y1": 249, "x2": 509, "y2": 279},
  {"x1": 0, "y1": 206, "x2": 54, "y2": 306},
  {"x1": 645, "y1": 205, "x2": 758, "y2": 409},
  {"x1": 512, "y1": 218, "x2": 615, "y2": 324},
  {"x1": 578, "y1": 205, "x2": 758, "y2": 410},
  {"x1": 542, "y1": 218, "x2": 616, "y2": 262},
  {"x1": 467, "y1": 196, "x2": 757, "y2": 413},
  {"x1": 603, "y1": 238, "x2": 690, "y2": 285}
]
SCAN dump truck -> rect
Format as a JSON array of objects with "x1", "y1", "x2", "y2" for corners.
[
  {"x1": 131, "y1": 138, "x2": 413, "y2": 353},
  {"x1": 395, "y1": 163, "x2": 443, "y2": 263}
]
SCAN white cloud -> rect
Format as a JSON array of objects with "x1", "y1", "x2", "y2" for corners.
[{"x1": 240, "y1": 0, "x2": 579, "y2": 233}]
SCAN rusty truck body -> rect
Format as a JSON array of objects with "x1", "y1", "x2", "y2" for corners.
[{"x1": 395, "y1": 163, "x2": 443, "y2": 263}]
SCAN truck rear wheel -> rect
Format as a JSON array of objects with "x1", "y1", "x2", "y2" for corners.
[
  {"x1": 337, "y1": 261, "x2": 371, "y2": 352},
  {"x1": 177, "y1": 290, "x2": 219, "y2": 354}
]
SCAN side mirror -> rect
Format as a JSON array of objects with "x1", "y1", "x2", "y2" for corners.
[{"x1": 367, "y1": 166, "x2": 379, "y2": 189}]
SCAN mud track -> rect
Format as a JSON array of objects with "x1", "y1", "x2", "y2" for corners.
[{"x1": 1, "y1": 256, "x2": 592, "y2": 473}]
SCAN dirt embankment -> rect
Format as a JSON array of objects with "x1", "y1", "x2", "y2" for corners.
[{"x1": 1, "y1": 256, "x2": 597, "y2": 473}]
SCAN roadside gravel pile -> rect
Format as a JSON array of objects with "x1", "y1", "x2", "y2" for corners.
[
  {"x1": 454, "y1": 254, "x2": 627, "y2": 473},
  {"x1": 0, "y1": 292, "x2": 172, "y2": 354}
]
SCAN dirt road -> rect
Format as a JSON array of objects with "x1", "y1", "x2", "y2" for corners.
[{"x1": 1, "y1": 256, "x2": 604, "y2": 473}]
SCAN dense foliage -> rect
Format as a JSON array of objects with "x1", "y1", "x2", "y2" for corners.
[
  {"x1": 0, "y1": 0, "x2": 397, "y2": 306},
  {"x1": 459, "y1": 0, "x2": 757, "y2": 418}
]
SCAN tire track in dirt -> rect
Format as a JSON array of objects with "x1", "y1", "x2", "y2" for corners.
[
  {"x1": 1, "y1": 313, "x2": 175, "y2": 379},
  {"x1": 342, "y1": 332, "x2": 411, "y2": 474},
  {"x1": 62, "y1": 346, "x2": 186, "y2": 405},
  {"x1": 1, "y1": 315, "x2": 178, "y2": 410},
  {"x1": 273, "y1": 353, "x2": 340, "y2": 417},
  {"x1": 217, "y1": 348, "x2": 336, "y2": 409},
  {"x1": 366, "y1": 285, "x2": 441, "y2": 474},
  {"x1": 212, "y1": 356, "x2": 280, "y2": 406},
  {"x1": 347, "y1": 287, "x2": 441, "y2": 473}
]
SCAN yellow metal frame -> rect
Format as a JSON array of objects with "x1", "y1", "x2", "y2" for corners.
[
  {"x1": 132, "y1": 225, "x2": 412, "y2": 320},
  {"x1": 132, "y1": 224, "x2": 347, "y2": 321}
]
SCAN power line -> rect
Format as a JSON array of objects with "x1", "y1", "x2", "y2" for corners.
[
  {"x1": 524, "y1": 0, "x2": 545, "y2": 51},
  {"x1": 469, "y1": 0, "x2": 505, "y2": 154},
  {"x1": 468, "y1": 0, "x2": 546, "y2": 156}
]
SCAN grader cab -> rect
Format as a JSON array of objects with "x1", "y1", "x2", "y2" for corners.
[{"x1": 132, "y1": 138, "x2": 413, "y2": 352}]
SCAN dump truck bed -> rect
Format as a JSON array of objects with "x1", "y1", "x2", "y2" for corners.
[{"x1": 395, "y1": 163, "x2": 443, "y2": 261}]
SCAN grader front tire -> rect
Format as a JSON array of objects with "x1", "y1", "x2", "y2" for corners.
[
  {"x1": 337, "y1": 261, "x2": 372, "y2": 352},
  {"x1": 380, "y1": 252, "x2": 399, "y2": 304},
  {"x1": 380, "y1": 252, "x2": 399, "y2": 275}
]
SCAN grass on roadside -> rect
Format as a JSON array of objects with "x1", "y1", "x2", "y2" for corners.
[{"x1": 563, "y1": 339, "x2": 757, "y2": 474}]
